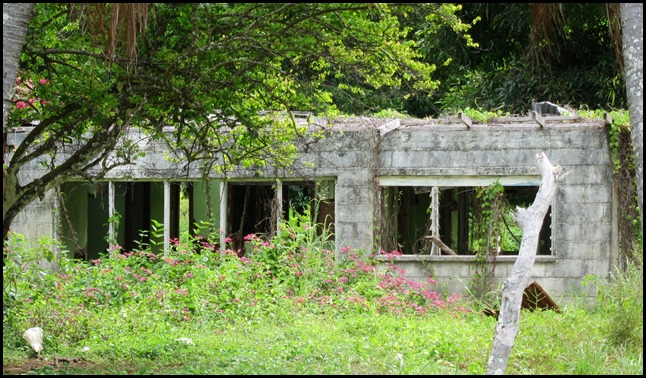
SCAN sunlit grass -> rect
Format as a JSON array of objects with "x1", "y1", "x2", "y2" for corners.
[{"x1": 3, "y1": 212, "x2": 642, "y2": 375}]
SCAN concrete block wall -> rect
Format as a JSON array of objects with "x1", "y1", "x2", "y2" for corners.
[
  {"x1": 8, "y1": 117, "x2": 615, "y2": 299},
  {"x1": 371, "y1": 121, "x2": 614, "y2": 301},
  {"x1": 9, "y1": 189, "x2": 57, "y2": 243}
]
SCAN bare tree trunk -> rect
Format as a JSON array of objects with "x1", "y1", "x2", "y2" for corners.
[
  {"x1": 3, "y1": 3, "x2": 35, "y2": 244},
  {"x1": 2, "y1": 3, "x2": 34, "y2": 130},
  {"x1": 486, "y1": 152, "x2": 562, "y2": 375},
  {"x1": 620, "y1": 3, "x2": 643, "y2": 240}
]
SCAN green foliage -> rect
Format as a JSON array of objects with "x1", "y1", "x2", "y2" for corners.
[
  {"x1": 3, "y1": 222, "x2": 644, "y2": 374},
  {"x1": 469, "y1": 182, "x2": 507, "y2": 303},
  {"x1": 459, "y1": 107, "x2": 510, "y2": 122},
  {"x1": 424, "y1": 4, "x2": 627, "y2": 117},
  {"x1": 2, "y1": 211, "x2": 463, "y2": 355},
  {"x1": 7, "y1": 3, "x2": 466, "y2": 240},
  {"x1": 599, "y1": 249, "x2": 643, "y2": 349},
  {"x1": 372, "y1": 109, "x2": 410, "y2": 119}
]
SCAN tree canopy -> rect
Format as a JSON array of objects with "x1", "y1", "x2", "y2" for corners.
[{"x1": 4, "y1": 3, "x2": 475, "y2": 241}]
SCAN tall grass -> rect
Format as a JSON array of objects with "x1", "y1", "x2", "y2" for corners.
[{"x1": 3, "y1": 210, "x2": 643, "y2": 374}]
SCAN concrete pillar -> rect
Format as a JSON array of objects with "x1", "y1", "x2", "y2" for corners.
[
  {"x1": 108, "y1": 181, "x2": 115, "y2": 245},
  {"x1": 219, "y1": 180, "x2": 228, "y2": 251},
  {"x1": 275, "y1": 179, "x2": 283, "y2": 233},
  {"x1": 164, "y1": 180, "x2": 170, "y2": 255}
]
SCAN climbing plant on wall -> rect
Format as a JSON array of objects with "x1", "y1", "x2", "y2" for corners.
[
  {"x1": 469, "y1": 181, "x2": 508, "y2": 303},
  {"x1": 581, "y1": 110, "x2": 641, "y2": 270}
]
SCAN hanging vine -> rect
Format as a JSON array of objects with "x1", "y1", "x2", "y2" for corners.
[
  {"x1": 55, "y1": 186, "x2": 86, "y2": 260},
  {"x1": 605, "y1": 113, "x2": 641, "y2": 270},
  {"x1": 469, "y1": 181, "x2": 509, "y2": 302},
  {"x1": 379, "y1": 186, "x2": 401, "y2": 253}
]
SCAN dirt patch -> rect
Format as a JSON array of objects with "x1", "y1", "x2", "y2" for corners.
[{"x1": 3, "y1": 357, "x2": 107, "y2": 375}]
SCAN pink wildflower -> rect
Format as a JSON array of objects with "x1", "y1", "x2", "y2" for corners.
[{"x1": 39, "y1": 78, "x2": 48, "y2": 85}]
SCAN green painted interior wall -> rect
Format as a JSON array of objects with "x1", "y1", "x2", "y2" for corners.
[
  {"x1": 59, "y1": 182, "x2": 88, "y2": 258},
  {"x1": 114, "y1": 183, "x2": 127, "y2": 248},
  {"x1": 193, "y1": 180, "x2": 222, "y2": 236},
  {"x1": 86, "y1": 183, "x2": 109, "y2": 260},
  {"x1": 451, "y1": 189, "x2": 459, "y2": 249}
]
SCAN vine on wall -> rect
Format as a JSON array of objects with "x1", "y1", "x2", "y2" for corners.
[
  {"x1": 605, "y1": 112, "x2": 641, "y2": 270},
  {"x1": 469, "y1": 181, "x2": 508, "y2": 303}
]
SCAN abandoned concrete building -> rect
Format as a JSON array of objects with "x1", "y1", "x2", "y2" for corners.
[{"x1": 7, "y1": 113, "x2": 618, "y2": 300}]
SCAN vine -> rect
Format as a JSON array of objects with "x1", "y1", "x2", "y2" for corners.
[
  {"x1": 605, "y1": 112, "x2": 641, "y2": 269},
  {"x1": 469, "y1": 181, "x2": 508, "y2": 304}
]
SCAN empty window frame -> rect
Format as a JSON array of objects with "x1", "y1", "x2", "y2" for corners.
[
  {"x1": 57, "y1": 181, "x2": 181, "y2": 260},
  {"x1": 58, "y1": 179, "x2": 336, "y2": 258},
  {"x1": 186, "y1": 179, "x2": 335, "y2": 252},
  {"x1": 378, "y1": 178, "x2": 552, "y2": 256}
]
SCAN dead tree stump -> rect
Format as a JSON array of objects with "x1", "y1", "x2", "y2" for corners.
[{"x1": 486, "y1": 152, "x2": 563, "y2": 375}]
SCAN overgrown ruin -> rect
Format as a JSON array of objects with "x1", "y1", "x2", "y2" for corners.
[{"x1": 6, "y1": 113, "x2": 619, "y2": 300}]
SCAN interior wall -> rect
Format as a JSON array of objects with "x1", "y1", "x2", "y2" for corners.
[
  {"x1": 86, "y1": 183, "x2": 109, "y2": 260},
  {"x1": 59, "y1": 182, "x2": 88, "y2": 259},
  {"x1": 192, "y1": 180, "x2": 222, "y2": 237}
]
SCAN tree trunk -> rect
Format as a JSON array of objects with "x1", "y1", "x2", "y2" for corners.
[
  {"x1": 3, "y1": 3, "x2": 35, "y2": 244},
  {"x1": 620, "y1": 3, "x2": 643, "y2": 241},
  {"x1": 486, "y1": 152, "x2": 562, "y2": 375},
  {"x1": 2, "y1": 3, "x2": 34, "y2": 130}
]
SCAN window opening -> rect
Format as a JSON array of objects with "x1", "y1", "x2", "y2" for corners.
[
  {"x1": 226, "y1": 180, "x2": 325, "y2": 253},
  {"x1": 58, "y1": 179, "x2": 336, "y2": 258},
  {"x1": 58, "y1": 181, "x2": 181, "y2": 259},
  {"x1": 228, "y1": 183, "x2": 275, "y2": 252},
  {"x1": 379, "y1": 184, "x2": 551, "y2": 256}
]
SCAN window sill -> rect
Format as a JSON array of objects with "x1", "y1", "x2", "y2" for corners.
[{"x1": 375, "y1": 254, "x2": 558, "y2": 263}]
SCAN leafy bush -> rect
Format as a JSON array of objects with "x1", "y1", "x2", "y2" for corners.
[{"x1": 3, "y1": 209, "x2": 462, "y2": 356}]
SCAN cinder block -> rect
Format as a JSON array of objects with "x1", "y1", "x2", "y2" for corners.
[
  {"x1": 560, "y1": 184, "x2": 612, "y2": 204},
  {"x1": 336, "y1": 186, "x2": 373, "y2": 204},
  {"x1": 337, "y1": 204, "x2": 374, "y2": 223},
  {"x1": 556, "y1": 203, "x2": 607, "y2": 222},
  {"x1": 549, "y1": 129, "x2": 606, "y2": 149}
]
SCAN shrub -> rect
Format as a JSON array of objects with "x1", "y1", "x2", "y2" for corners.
[{"x1": 3, "y1": 209, "x2": 463, "y2": 357}]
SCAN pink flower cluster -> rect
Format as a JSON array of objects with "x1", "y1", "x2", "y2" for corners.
[{"x1": 13, "y1": 76, "x2": 49, "y2": 110}]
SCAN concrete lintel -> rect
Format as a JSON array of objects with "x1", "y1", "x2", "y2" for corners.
[{"x1": 378, "y1": 175, "x2": 541, "y2": 187}]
